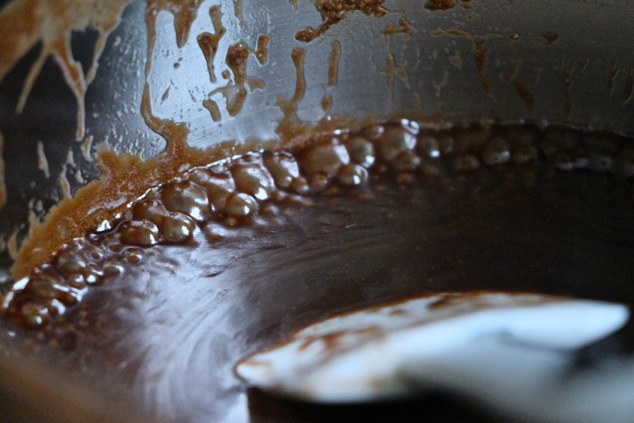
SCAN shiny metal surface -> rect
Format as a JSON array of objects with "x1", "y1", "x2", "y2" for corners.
[{"x1": 1, "y1": 0, "x2": 634, "y2": 421}]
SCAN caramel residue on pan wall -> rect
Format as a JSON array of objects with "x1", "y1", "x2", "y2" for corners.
[
  {"x1": 288, "y1": 0, "x2": 299, "y2": 12},
  {"x1": 624, "y1": 72, "x2": 634, "y2": 105},
  {"x1": 0, "y1": 130, "x2": 5, "y2": 210},
  {"x1": 425, "y1": 0, "x2": 457, "y2": 11},
  {"x1": 294, "y1": 0, "x2": 388, "y2": 43},
  {"x1": 0, "y1": 0, "x2": 131, "y2": 140},
  {"x1": 12, "y1": 83, "x2": 274, "y2": 279},
  {"x1": 275, "y1": 48, "x2": 310, "y2": 143},
  {"x1": 36, "y1": 141, "x2": 50, "y2": 179},
  {"x1": 328, "y1": 40, "x2": 341, "y2": 87},
  {"x1": 197, "y1": 5, "x2": 226, "y2": 84},
  {"x1": 473, "y1": 36, "x2": 492, "y2": 95},
  {"x1": 145, "y1": 0, "x2": 204, "y2": 75},
  {"x1": 381, "y1": 17, "x2": 412, "y2": 37},
  {"x1": 207, "y1": 36, "x2": 268, "y2": 118},
  {"x1": 511, "y1": 75, "x2": 535, "y2": 112}
]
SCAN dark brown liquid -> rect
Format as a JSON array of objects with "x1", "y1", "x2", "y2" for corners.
[{"x1": 3, "y1": 120, "x2": 634, "y2": 422}]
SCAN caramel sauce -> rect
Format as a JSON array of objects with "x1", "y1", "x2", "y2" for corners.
[{"x1": 294, "y1": 0, "x2": 388, "y2": 43}]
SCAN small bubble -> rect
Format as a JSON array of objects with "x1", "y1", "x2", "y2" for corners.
[
  {"x1": 362, "y1": 124, "x2": 384, "y2": 140},
  {"x1": 263, "y1": 152, "x2": 300, "y2": 189},
  {"x1": 337, "y1": 164, "x2": 369, "y2": 187},
  {"x1": 231, "y1": 164, "x2": 275, "y2": 201},
  {"x1": 103, "y1": 258, "x2": 125, "y2": 278},
  {"x1": 377, "y1": 127, "x2": 417, "y2": 161},
  {"x1": 56, "y1": 252, "x2": 87, "y2": 275},
  {"x1": 393, "y1": 151, "x2": 422, "y2": 172},
  {"x1": 453, "y1": 155, "x2": 481, "y2": 172},
  {"x1": 513, "y1": 144, "x2": 539, "y2": 164},
  {"x1": 309, "y1": 173, "x2": 330, "y2": 193},
  {"x1": 133, "y1": 199, "x2": 168, "y2": 226},
  {"x1": 418, "y1": 136, "x2": 441, "y2": 158},
  {"x1": 162, "y1": 212, "x2": 196, "y2": 243},
  {"x1": 198, "y1": 173, "x2": 236, "y2": 213},
  {"x1": 345, "y1": 136, "x2": 376, "y2": 168},
  {"x1": 225, "y1": 193, "x2": 258, "y2": 218},
  {"x1": 19, "y1": 302, "x2": 50, "y2": 328},
  {"x1": 290, "y1": 177, "x2": 310, "y2": 195},
  {"x1": 300, "y1": 142, "x2": 350, "y2": 176},
  {"x1": 119, "y1": 220, "x2": 161, "y2": 247},
  {"x1": 482, "y1": 137, "x2": 511, "y2": 166},
  {"x1": 123, "y1": 248, "x2": 145, "y2": 265}
]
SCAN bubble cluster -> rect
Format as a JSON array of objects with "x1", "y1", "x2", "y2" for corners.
[{"x1": 3, "y1": 120, "x2": 633, "y2": 329}]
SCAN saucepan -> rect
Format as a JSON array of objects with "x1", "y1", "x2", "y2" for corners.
[{"x1": 1, "y1": 0, "x2": 634, "y2": 421}]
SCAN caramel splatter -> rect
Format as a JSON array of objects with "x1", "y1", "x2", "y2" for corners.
[
  {"x1": 36, "y1": 141, "x2": 50, "y2": 179},
  {"x1": 328, "y1": 40, "x2": 341, "y2": 87},
  {"x1": 206, "y1": 37, "x2": 268, "y2": 118},
  {"x1": 473, "y1": 36, "x2": 492, "y2": 95},
  {"x1": 197, "y1": 5, "x2": 225, "y2": 83},
  {"x1": 511, "y1": 75, "x2": 535, "y2": 112},
  {"x1": 145, "y1": 0, "x2": 204, "y2": 75},
  {"x1": 0, "y1": 0, "x2": 131, "y2": 140},
  {"x1": 381, "y1": 17, "x2": 412, "y2": 37},
  {"x1": 288, "y1": 0, "x2": 299, "y2": 12},
  {"x1": 203, "y1": 99, "x2": 222, "y2": 122},
  {"x1": 536, "y1": 32, "x2": 559, "y2": 45},
  {"x1": 425, "y1": 0, "x2": 457, "y2": 10},
  {"x1": 275, "y1": 48, "x2": 310, "y2": 142},
  {"x1": 295, "y1": 0, "x2": 388, "y2": 43}
]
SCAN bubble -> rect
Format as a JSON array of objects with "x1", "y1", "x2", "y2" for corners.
[
  {"x1": 300, "y1": 142, "x2": 350, "y2": 176},
  {"x1": 103, "y1": 258, "x2": 125, "y2": 278},
  {"x1": 513, "y1": 144, "x2": 539, "y2": 164},
  {"x1": 20, "y1": 302, "x2": 50, "y2": 328},
  {"x1": 345, "y1": 136, "x2": 376, "y2": 168},
  {"x1": 161, "y1": 180, "x2": 210, "y2": 221},
  {"x1": 198, "y1": 173, "x2": 236, "y2": 213},
  {"x1": 376, "y1": 127, "x2": 417, "y2": 161},
  {"x1": 455, "y1": 127, "x2": 490, "y2": 153},
  {"x1": 162, "y1": 212, "x2": 196, "y2": 243},
  {"x1": 225, "y1": 193, "x2": 258, "y2": 218},
  {"x1": 417, "y1": 136, "x2": 441, "y2": 158},
  {"x1": 588, "y1": 149, "x2": 615, "y2": 173},
  {"x1": 393, "y1": 151, "x2": 422, "y2": 172},
  {"x1": 309, "y1": 173, "x2": 330, "y2": 193},
  {"x1": 399, "y1": 119, "x2": 420, "y2": 135},
  {"x1": 337, "y1": 164, "x2": 369, "y2": 187},
  {"x1": 56, "y1": 251, "x2": 87, "y2": 275},
  {"x1": 83, "y1": 264, "x2": 104, "y2": 285},
  {"x1": 28, "y1": 277, "x2": 64, "y2": 300},
  {"x1": 290, "y1": 177, "x2": 310, "y2": 195},
  {"x1": 231, "y1": 164, "x2": 275, "y2": 201},
  {"x1": 263, "y1": 152, "x2": 300, "y2": 188},
  {"x1": 133, "y1": 199, "x2": 168, "y2": 226},
  {"x1": 363, "y1": 124, "x2": 385, "y2": 141},
  {"x1": 453, "y1": 155, "x2": 481, "y2": 173},
  {"x1": 482, "y1": 137, "x2": 511, "y2": 166},
  {"x1": 67, "y1": 273, "x2": 87, "y2": 289},
  {"x1": 552, "y1": 151, "x2": 574, "y2": 171},
  {"x1": 119, "y1": 220, "x2": 161, "y2": 247},
  {"x1": 123, "y1": 248, "x2": 144, "y2": 265},
  {"x1": 396, "y1": 172, "x2": 416, "y2": 185}
]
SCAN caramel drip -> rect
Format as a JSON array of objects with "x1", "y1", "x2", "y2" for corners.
[
  {"x1": 328, "y1": 40, "x2": 341, "y2": 87},
  {"x1": 197, "y1": 5, "x2": 225, "y2": 84},
  {"x1": 275, "y1": 48, "x2": 310, "y2": 143},
  {"x1": 381, "y1": 17, "x2": 412, "y2": 36},
  {"x1": 473, "y1": 36, "x2": 492, "y2": 95},
  {"x1": 564, "y1": 71, "x2": 572, "y2": 117},
  {"x1": 145, "y1": 0, "x2": 203, "y2": 76},
  {"x1": 203, "y1": 99, "x2": 222, "y2": 122},
  {"x1": 0, "y1": 0, "x2": 130, "y2": 140},
  {"x1": 511, "y1": 75, "x2": 535, "y2": 112},
  {"x1": 295, "y1": 0, "x2": 388, "y2": 43},
  {"x1": 288, "y1": 0, "x2": 299, "y2": 12},
  {"x1": 0, "y1": 130, "x2": 5, "y2": 210},
  {"x1": 254, "y1": 34, "x2": 270, "y2": 66}
]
